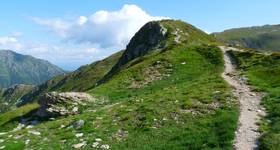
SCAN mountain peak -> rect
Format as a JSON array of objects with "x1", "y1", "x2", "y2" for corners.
[{"x1": 99, "y1": 20, "x2": 213, "y2": 83}]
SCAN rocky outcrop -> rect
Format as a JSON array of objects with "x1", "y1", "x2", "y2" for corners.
[
  {"x1": 99, "y1": 21, "x2": 168, "y2": 83},
  {"x1": 36, "y1": 92, "x2": 95, "y2": 118}
]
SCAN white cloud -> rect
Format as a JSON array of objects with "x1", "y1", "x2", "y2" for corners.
[
  {"x1": 0, "y1": 36, "x2": 18, "y2": 45},
  {"x1": 0, "y1": 33, "x2": 23, "y2": 50},
  {"x1": 0, "y1": 5, "x2": 169, "y2": 70},
  {"x1": 32, "y1": 4, "x2": 169, "y2": 49}
]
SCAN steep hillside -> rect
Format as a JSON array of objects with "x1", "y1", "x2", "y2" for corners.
[
  {"x1": 19, "y1": 50, "x2": 123, "y2": 106},
  {"x1": 0, "y1": 50, "x2": 65, "y2": 88},
  {"x1": 0, "y1": 84, "x2": 34, "y2": 113},
  {"x1": 0, "y1": 20, "x2": 238, "y2": 150},
  {"x1": 213, "y1": 24, "x2": 280, "y2": 52}
]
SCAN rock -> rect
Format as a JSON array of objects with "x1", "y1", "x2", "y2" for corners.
[
  {"x1": 100, "y1": 144, "x2": 110, "y2": 149},
  {"x1": 25, "y1": 139, "x2": 30, "y2": 145},
  {"x1": 92, "y1": 142, "x2": 99, "y2": 148},
  {"x1": 13, "y1": 123, "x2": 25, "y2": 131},
  {"x1": 60, "y1": 125, "x2": 66, "y2": 129},
  {"x1": 73, "y1": 141, "x2": 87, "y2": 149},
  {"x1": 0, "y1": 139, "x2": 4, "y2": 143},
  {"x1": 14, "y1": 135, "x2": 23, "y2": 139},
  {"x1": 95, "y1": 138, "x2": 102, "y2": 142},
  {"x1": 0, "y1": 146, "x2": 5, "y2": 150},
  {"x1": 181, "y1": 62, "x2": 186, "y2": 65},
  {"x1": 73, "y1": 120, "x2": 85, "y2": 129},
  {"x1": 36, "y1": 92, "x2": 95, "y2": 118},
  {"x1": 99, "y1": 21, "x2": 168, "y2": 83},
  {"x1": 75, "y1": 133, "x2": 84, "y2": 138},
  {"x1": 28, "y1": 130, "x2": 41, "y2": 136},
  {"x1": 72, "y1": 107, "x2": 79, "y2": 113},
  {"x1": 26, "y1": 125, "x2": 34, "y2": 129}
]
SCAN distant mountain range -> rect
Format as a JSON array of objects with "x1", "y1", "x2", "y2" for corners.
[
  {"x1": 0, "y1": 50, "x2": 65, "y2": 88},
  {"x1": 213, "y1": 24, "x2": 280, "y2": 52}
]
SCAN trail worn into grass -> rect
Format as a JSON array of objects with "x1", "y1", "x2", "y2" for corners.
[{"x1": 220, "y1": 46, "x2": 265, "y2": 150}]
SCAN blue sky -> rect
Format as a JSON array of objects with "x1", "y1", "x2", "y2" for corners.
[{"x1": 0, "y1": 0, "x2": 279, "y2": 70}]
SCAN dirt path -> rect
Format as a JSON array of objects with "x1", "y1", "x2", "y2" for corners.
[{"x1": 220, "y1": 46, "x2": 265, "y2": 150}]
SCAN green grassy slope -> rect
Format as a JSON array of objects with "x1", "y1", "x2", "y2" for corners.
[
  {"x1": 0, "y1": 50, "x2": 65, "y2": 88},
  {"x1": 213, "y1": 24, "x2": 280, "y2": 52},
  {"x1": 228, "y1": 50, "x2": 280, "y2": 149},
  {"x1": 0, "y1": 20, "x2": 238, "y2": 150},
  {"x1": 0, "y1": 84, "x2": 34, "y2": 113},
  {"x1": 19, "y1": 51, "x2": 123, "y2": 105}
]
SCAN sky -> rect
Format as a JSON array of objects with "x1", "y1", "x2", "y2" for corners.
[{"x1": 0, "y1": 0, "x2": 279, "y2": 70}]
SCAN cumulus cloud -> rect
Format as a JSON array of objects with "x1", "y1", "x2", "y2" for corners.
[
  {"x1": 0, "y1": 4, "x2": 169, "y2": 70},
  {"x1": 32, "y1": 4, "x2": 169, "y2": 49}
]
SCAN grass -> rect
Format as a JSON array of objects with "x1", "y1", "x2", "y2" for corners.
[
  {"x1": 213, "y1": 25, "x2": 280, "y2": 52},
  {"x1": 0, "y1": 44, "x2": 238, "y2": 150},
  {"x1": 0, "y1": 103, "x2": 39, "y2": 126},
  {"x1": 228, "y1": 50, "x2": 280, "y2": 149},
  {"x1": 0, "y1": 20, "x2": 238, "y2": 149}
]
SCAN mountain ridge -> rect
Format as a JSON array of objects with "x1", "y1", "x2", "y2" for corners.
[
  {"x1": 213, "y1": 24, "x2": 280, "y2": 52},
  {"x1": 0, "y1": 49, "x2": 66, "y2": 88}
]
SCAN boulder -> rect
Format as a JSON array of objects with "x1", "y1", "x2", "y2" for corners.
[{"x1": 36, "y1": 92, "x2": 95, "y2": 118}]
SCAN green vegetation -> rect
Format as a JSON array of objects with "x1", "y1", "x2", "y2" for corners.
[
  {"x1": 228, "y1": 50, "x2": 280, "y2": 149},
  {"x1": 213, "y1": 24, "x2": 280, "y2": 52},
  {"x1": 0, "y1": 103, "x2": 39, "y2": 126},
  {"x1": 0, "y1": 84, "x2": 34, "y2": 113},
  {"x1": 0, "y1": 20, "x2": 239, "y2": 150},
  {"x1": 0, "y1": 50, "x2": 65, "y2": 88},
  {"x1": 19, "y1": 51, "x2": 123, "y2": 105}
]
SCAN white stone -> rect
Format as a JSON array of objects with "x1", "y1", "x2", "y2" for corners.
[
  {"x1": 95, "y1": 138, "x2": 102, "y2": 142},
  {"x1": 73, "y1": 107, "x2": 79, "y2": 112},
  {"x1": 100, "y1": 144, "x2": 110, "y2": 149},
  {"x1": 75, "y1": 133, "x2": 84, "y2": 138},
  {"x1": 25, "y1": 139, "x2": 30, "y2": 145},
  {"x1": 92, "y1": 142, "x2": 99, "y2": 148},
  {"x1": 0, "y1": 146, "x2": 5, "y2": 149},
  {"x1": 73, "y1": 141, "x2": 87, "y2": 149},
  {"x1": 28, "y1": 130, "x2": 41, "y2": 136}
]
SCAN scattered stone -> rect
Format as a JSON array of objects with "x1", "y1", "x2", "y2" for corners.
[
  {"x1": 73, "y1": 120, "x2": 85, "y2": 129},
  {"x1": 14, "y1": 135, "x2": 23, "y2": 139},
  {"x1": 75, "y1": 133, "x2": 84, "y2": 138},
  {"x1": 60, "y1": 139, "x2": 67, "y2": 143},
  {"x1": 0, "y1": 139, "x2": 4, "y2": 143},
  {"x1": 28, "y1": 130, "x2": 41, "y2": 136},
  {"x1": 13, "y1": 123, "x2": 25, "y2": 131},
  {"x1": 92, "y1": 142, "x2": 99, "y2": 148},
  {"x1": 181, "y1": 62, "x2": 186, "y2": 65},
  {"x1": 60, "y1": 125, "x2": 66, "y2": 129},
  {"x1": 100, "y1": 144, "x2": 110, "y2": 149},
  {"x1": 26, "y1": 125, "x2": 34, "y2": 129},
  {"x1": 25, "y1": 139, "x2": 30, "y2": 145},
  {"x1": 95, "y1": 138, "x2": 102, "y2": 142},
  {"x1": 0, "y1": 146, "x2": 5, "y2": 150},
  {"x1": 73, "y1": 141, "x2": 87, "y2": 149},
  {"x1": 72, "y1": 107, "x2": 79, "y2": 113}
]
